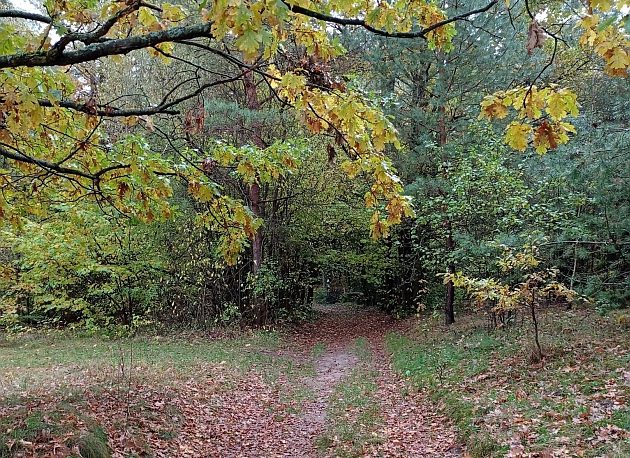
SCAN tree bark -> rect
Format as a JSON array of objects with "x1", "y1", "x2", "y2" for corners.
[
  {"x1": 438, "y1": 94, "x2": 455, "y2": 325},
  {"x1": 242, "y1": 67, "x2": 266, "y2": 324},
  {"x1": 445, "y1": 223, "x2": 456, "y2": 325},
  {"x1": 531, "y1": 290, "x2": 542, "y2": 361},
  {"x1": 242, "y1": 69, "x2": 264, "y2": 274}
]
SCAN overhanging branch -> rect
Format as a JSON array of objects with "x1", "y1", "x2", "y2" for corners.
[
  {"x1": 0, "y1": 9, "x2": 52, "y2": 24},
  {"x1": 0, "y1": 1, "x2": 501, "y2": 69},
  {"x1": 282, "y1": 0, "x2": 499, "y2": 39},
  {"x1": 0, "y1": 22, "x2": 214, "y2": 69},
  {"x1": 51, "y1": 1, "x2": 143, "y2": 54},
  {"x1": 0, "y1": 143, "x2": 96, "y2": 180},
  {"x1": 0, "y1": 143, "x2": 131, "y2": 181},
  {"x1": 37, "y1": 99, "x2": 179, "y2": 117}
]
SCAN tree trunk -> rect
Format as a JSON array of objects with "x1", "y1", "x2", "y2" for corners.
[
  {"x1": 531, "y1": 290, "x2": 543, "y2": 361},
  {"x1": 445, "y1": 224, "x2": 455, "y2": 325},
  {"x1": 438, "y1": 95, "x2": 455, "y2": 325},
  {"x1": 249, "y1": 182, "x2": 262, "y2": 274},
  {"x1": 242, "y1": 68, "x2": 266, "y2": 323}
]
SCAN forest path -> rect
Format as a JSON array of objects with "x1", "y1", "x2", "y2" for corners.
[
  {"x1": 0, "y1": 304, "x2": 462, "y2": 458},
  {"x1": 278, "y1": 303, "x2": 463, "y2": 457}
]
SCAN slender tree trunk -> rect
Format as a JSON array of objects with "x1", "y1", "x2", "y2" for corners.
[
  {"x1": 242, "y1": 69, "x2": 264, "y2": 272},
  {"x1": 445, "y1": 223, "x2": 455, "y2": 325},
  {"x1": 438, "y1": 98, "x2": 455, "y2": 325},
  {"x1": 249, "y1": 182, "x2": 262, "y2": 273},
  {"x1": 242, "y1": 68, "x2": 266, "y2": 323},
  {"x1": 531, "y1": 290, "x2": 542, "y2": 361}
]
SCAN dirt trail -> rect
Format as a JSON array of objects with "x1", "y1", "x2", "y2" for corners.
[
  {"x1": 143, "y1": 301, "x2": 463, "y2": 458},
  {"x1": 0, "y1": 304, "x2": 462, "y2": 457},
  {"x1": 280, "y1": 304, "x2": 463, "y2": 457},
  {"x1": 301, "y1": 349, "x2": 359, "y2": 428}
]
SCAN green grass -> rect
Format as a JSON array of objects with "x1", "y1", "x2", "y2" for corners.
[
  {"x1": 279, "y1": 384, "x2": 316, "y2": 416},
  {"x1": 386, "y1": 307, "x2": 630, "y2": 457},
  {"x1": 5, "y1": 411, "x2": 53, "y2": 442},
  {"x1": 0, "y1": 330, "x2": 280, "y2": 371},
  {"x1": 0, "y1": 329, "x2": 294, "y2": 457},
  {"x1": 316, "y1": 344, "x2": 383, "y2": 457},
  {"x1": 73, "y1": 427, "x2": 111, "y2": 458},
  {"x1": 353, "y1": 337, "x2": 372, "y2": 362},
  {"x1": 312, "y1": 342, "x2": 327, "y2": 358},
  {"x1": 0, "y1": 407, "x2": 79, "y2": 458},
  {"x1": 0, "y1": 329, "x2": 295, "y2": 398},
  {"x1": 611, "y1": 409, "x2": 630, "y2": 430}
]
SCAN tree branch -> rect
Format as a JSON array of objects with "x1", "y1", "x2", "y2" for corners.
[
  {"x1": 0, "y1": 9, "x2": 52, "y2": 24},
  {"x1": 51, "y1": 1, "x2": 143, "y2": 55},
  {"x1": 0, "y1": 143, "x2": 95, "y2": 180},
  {"x1": 0, "y1": 143, "x2": 131, "y2": 181},
  {"x1": 1, "y1": 1, "x2": 501, "y2": 69},
  {"x1": 0, "y1": 22, "x2": 214, "y2": 69},
  {"x1": 37, "y1": 99, "x2": 179, "y2": 117},
  {"x1": 281, "y1": 0, "x2": 499, "y2": 39}
]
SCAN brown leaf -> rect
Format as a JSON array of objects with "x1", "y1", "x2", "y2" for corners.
[
  {"x1": 84, "y1": 97, "x2": 98, "y2": 115},
  {"x1": 526, "y1": 21, "x2": 546, "y2": 55},
  {"x1": 327, "y1": 144, "x2": 336, "y2": 163}
]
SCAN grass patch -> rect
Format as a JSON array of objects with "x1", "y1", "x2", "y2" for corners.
[
  {"x1": 73, "y1": 427, "x2": 111, "y2": 458},
  {"x1": 0, "y1": 330, "x2": 289, "y2": 396},
  {"x1": 0, "y1": 329, "x2": 297, "y2": 457},
  {"x1": 611, "y1": 409, "x2": 630, "y2": 430},
  {"x1": 0, "y1": 330, "x2": 280, "y2": 371},
  {"x1": 0, "y1": 407, "x2": 77, "y2": 457},
  {"x1": 312, "y1": 342, "x2": 327, "y2": 358},
  {"x1": 316, "y1": 344, "x2": 383, "y2": 457},
  {"x1": 280, "y1": 384, "x2": 316, "y2": 416},
  {"x1": 353, "y1": 337, "x2": 372, "y2": 362},
  {"x1": 386, "y1": 307, "x2": 630, "y2": 457}
]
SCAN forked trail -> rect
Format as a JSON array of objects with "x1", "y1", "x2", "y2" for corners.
[
  {"x1": 274, "y1": 304, "x2": 463, "y2": 457},
  {"x1": 0, "y1": 305, "x2": 462, "y2": 458},
  {"x1": 168, "y1": 304, "x2": 462, "y2": 457}
]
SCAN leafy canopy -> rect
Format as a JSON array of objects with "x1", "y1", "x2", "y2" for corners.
[{"x1": 0, "y1": 0, "x2": 628, "y2": 262}]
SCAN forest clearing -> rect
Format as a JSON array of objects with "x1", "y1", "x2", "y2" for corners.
[
  {"x1": 0, "y1": 0, "x2": 629, "y2": 456},
  {"x1": 1, "y1": 305, "x2": 628, "y2": 457}
]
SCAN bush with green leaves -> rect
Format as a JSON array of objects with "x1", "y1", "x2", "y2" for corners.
[{"x1": 0, "y1": 206, "x2": 163, "y2": 329}]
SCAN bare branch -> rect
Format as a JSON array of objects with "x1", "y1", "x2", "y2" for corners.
[
  {"x1": 0, "y1": 9, "x2": 52, "y2": 24},
  {"x1": 281, "y1": 0, "x2": 499, "y2": 39}
]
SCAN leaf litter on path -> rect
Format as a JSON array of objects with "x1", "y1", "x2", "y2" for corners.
[{"x1": 1, "y1": 305, "x2": 462, "y2": 457}]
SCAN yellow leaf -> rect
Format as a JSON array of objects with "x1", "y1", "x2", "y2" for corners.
[
  {"x1": 479, "y1": 96, "x2": 509, "y2": 120},
  {"x1": 340, "y1": 160, "x2": 361, "y2": 178},
  {"x1": 138, "y1": 7, "x2": 160, "y2": 31},
  {"x1": 123, "y1": 116, "x2": 139, "y2": 126},
  {"x1": 533, "y1": 121, "x2": 557, "y2": 154},
  {"x1": 505, "y1": 122, "x2": 532, "y2": 151},
  {"x1": 546, "y1": 92, "x2": 567, "y2": 121},
  {"x1": 236, "y1": 161, "x2": 256, "y2": 183},
  {"x1": 364, "y1": 192, "x2": 377, "y2": 208},
  {"x1": 591, "y1": 0, "x2": 612, "y2": 11},
  {"x1": 161, "y1": 3, "x2": 186, "y2": 22},
  {"x1": 609, "y1": 47, "x2": 629, "y2": 69}
]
